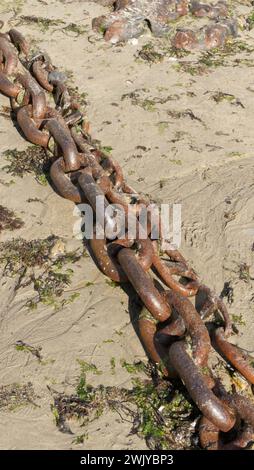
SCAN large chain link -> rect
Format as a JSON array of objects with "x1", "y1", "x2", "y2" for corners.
[{"x1": 1, "y1": 28, "x2": 254, "y2": 450}]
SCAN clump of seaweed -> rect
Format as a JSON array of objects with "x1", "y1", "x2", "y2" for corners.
[
  {"x1": 239, "y1": 262, "x2": 252, "y2": 283},
  {"x1": 137, "y1": 43, "x2": 164, "y2": 64},
  {"x1": 61, "y1": 23, "x2": 88, "y2": 37},
  {"x1": 28, "y1": 269, "x2": 74, "y2": 309},
  {"x1": 175, "y1": 39, "x2": 254, "y2": 76},
  {"x1": 0, "y1": 205, "x2": 24, "y2": 233},
  {"x1": 0, "y1": 382, "x2": 37, "y2": 411},
  {"x1": 121, "y1": 89, "x2": 182, "y2": 112},
  {"x1": 0, "y1": 236, "x2": 59, "y2": 275},
  {"x1": 247, "y1": 10, "x2": 254, "y2": 30},
  {"x1": 210, "y1": 91, "x2": 244, "y2": 107},
  {"x1": 141, "y1": 39, "x2": 191, "y2": 61},
  {"x1": 51, "y1": 360, "x2": 197, "y2": 450},
  {"x1": 14, "y1": 15, "x2": 88, "y2": 36},
  {"x1": 0, "y1": 236, "x2": 82, "y2": 309},
  {"x1": 3, "y1": 146, "x2": 52, "y2": 183},
  {"x1": 15, "y1": 15, "x2": 65, "y2": 32},
  {"x1": 15, "y1": 340, "x2": 42, "y2": 362}
]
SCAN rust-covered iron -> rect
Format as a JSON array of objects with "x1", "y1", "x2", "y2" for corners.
[
  {"x1": 8, "y1": 29, "x2": 30, "y2": 57},
  {"x1": 118, "y1": 248, "x2": 171, "y2": 322},
  {"x1": 0, "y1": 35, "x2": 18, "y2": 74},
  {"x1": 214, "y1": 327, "x2": 254, "y2": 384},
  {"x1": 44, "y1": 113, "x2": 80, "y2": 171},
  {"x1": 92, "y1": 0, "x2": 237, "y2": 49},
  {"x1": 169, "y1": 341, "x2": 236, "y2": 432},
  {"x1": 199, "y1": 415, "x2": 254, "y2": 450},
  {"x1": 32, "y1": 60, "x2": 54, "y2": 93},
  {"x1": 16, "y1": 72, "x2": 47, "y2": 120},
  {"x1": 89, "y1": 236, "x2": 128, "y2": 282},
  {"x1": 138, "y1": 304, "x2": 177, "y2": 377},
  {"x1": 152, "y1": 241, "x2": 199, "y2": 297},
  {"x1": 199, "y1": 284, "x2": 232, "y2": 335},
  {"x1": 166, "y1": 290, "x2": 210, "y2": 367},
  {"x1": 199, "y1": 391, "x2": 254, "y2": 450},
  {"x1": 0, "y1": 71, "x2": 20, "y2": 97},
  {"x1": 1, "y1": 25, "x2": 254, "y2": 451},
  {"x1": 17, "y1": 104, "x2": 49, "y2": 147},
  {"x1": 49, "y1": 157, "x2": 84, "y2": 202}
]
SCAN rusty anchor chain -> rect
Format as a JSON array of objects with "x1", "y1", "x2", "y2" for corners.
[{"x1": 1, "y1": 28, "x2": 254, "y2": 450}]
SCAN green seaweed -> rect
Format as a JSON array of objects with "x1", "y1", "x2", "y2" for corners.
[
  {"x1": 15, "y1": 340, "x2": 42, "y2": 361},
  {"x1": 137, "y1": 43, "x2": 164, "y2": 64},
  {"x1": 0, "y1": 237, "x2": 82, "y2": 309},
  {"x1": 120, "y1": 360, "x2": 147, "y2": 375},
  {"x1": 110, "y1": 357, "x2": 116, "y2": 374},
  {"x1": 52, "y1": 359, "x2": 196, "y2": 450},
  {"x1": 16, "y1": 15, "x2": 65, "y2": 32},
  {"x1": 3, "y1": 146, "x2": 51, "y2": 181},
  {"x1": 0, "y1": 205, "x2": 24, "y2": 233}
]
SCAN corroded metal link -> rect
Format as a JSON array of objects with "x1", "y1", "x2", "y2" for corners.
[
  {"x1": 152, "y1": 241, "x2": 199, "y2": 297},
  {"x1": 0, "y1": 71, "x2": 20, "y2": 97},
  {"x1": 106, "y1": 187, "x2": 150, "y2": 221},
  {"x1": 0, "y1": 35, "x2": 18, "y2": 74},
  {"x1": 199, "y1": 284, "x2": 232, "y2": 336},
  {"x1": 72, "y1": 134, "x2": 148, "y2": 220},
  {"x1": 72, "y1": 129, "x2": 124, "y2": 189},
  {"x1": 106, "y1": 175, "x2": 150, "y2": 212},
  {"x1": 16, "y1": 72, "x2": 47, "y2": 120},
  {"x1": 89, "y1": 236, "x2": 128, "y2": 283},
  {"x1": 92, "y1": 148, "x2": 124, "y2": 189},
  {"x1": 32, "y1": 60, "x2": 54, "y2": 92},
  {"x1": 107, "y1": 237, "x2": 154, "y2": 272},
  {"x1": 172, "y1": 19, "x2": 237, "y2": 50},
  {"x1": 92, "y1": 0, "x2": 233, "y2": 47},
  {"x1": 64, "y1": 110, "x2": 84, "y2": 126},
  {"x1": 190, "y1": 1, "x2": 228, "y2": 19},
  {"x1": 54, "y1": 82, "x2": 79, "y2": 112},
  {"x1": 71, "y1": 127, "x2": 95, "y2": 154},
  {"x1": 166, "y1": 290, "x2": 211, "y2": 367},
  {"x1": 199, "y1": 416, "x2": 254, "y2": 450},
  {"x1": 101, "y1": 155, "x2": 124, "y2": 189},
  {"x1": 71, "y1": 131, "x2": 141, "y2": 204},
  {"x1": 230, "y1": 393, "x2": 254, "y2": 428},
  {"x1": 50, "y1": 154, "x2": 110, "y2": 202},
  {"x1": 28, "y1": 51, "x2": 53, "y2": 73},
  {"x1": 107, "y1": 187, "x2": 137, "y2": 213},
  {"x1": 138, "y1": 315, "x2": 162, "y2": 364},
  {"x1": 8, "y1": 29, "x2": 30, "y2": 57},
  {"x1": 168, "y1": 341, "x2": 236, "y2": 432},
  {"x1": 117, "y1": 248, "x2": 171, "y2": 322},
  {"x1": 44, "y1": 114, "x2": 80, "y2": 171},
  {"x1": 134, "y1": 238, "x2": 154, "y2": 271},
  {"x1": 78, "y1": 172, "x2": 116, "y2": 234},
  {"x1": 50, "y1": 157, "x2": 84, "y2": 202},
  {"x1": 164, "y1": 247, "x2": 190, "y2": 265},
  {"x1": 199, "y1": 416, "x2": 223, "y2": 450},
  {"x1": 71, "y1": 130, "x2": 110, "y2": 183},
  {"x1": 156, "y1": 312, "x2": 186, "y2": 339},
  {"x1": 214, "y1": 327, "x2": 254, "y2": 384},
  {"x1": 81, "y1": 155, "x2": 112, "y2": 189},
  {"x1": 138, "y1": 305, "x2": 176, "y2": 377},
  {"x1": 199, "y1": 391, "x2": 254, "y2": 450},
  {"x1": 17, "y1": 104, "x2": 49, "y2": 147}
]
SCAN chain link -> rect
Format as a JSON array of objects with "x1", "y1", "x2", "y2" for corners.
[{"x1": 1, "y1": 28, "x2": 254, "y2": 449}]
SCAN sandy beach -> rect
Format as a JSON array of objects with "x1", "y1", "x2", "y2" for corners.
[{"x1": 0, "y1": 0, "x2": 254, "y2": 450}]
